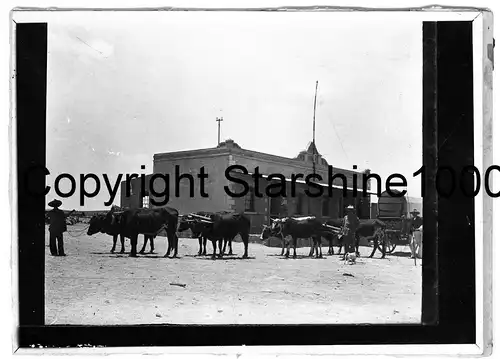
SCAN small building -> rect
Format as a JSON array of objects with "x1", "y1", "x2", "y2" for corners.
[{"x1": 121, "y1": 139, "x2": 374, "y2": 233}]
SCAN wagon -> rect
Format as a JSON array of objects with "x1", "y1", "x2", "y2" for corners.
[{"x1": 377, "y1": 190, "x2": 412, "y2": 254}]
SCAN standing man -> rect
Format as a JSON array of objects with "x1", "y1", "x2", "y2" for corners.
[
  {"x1": 409, "y1": 209, "x2": 423, "y2": 259},
  {"x1": 341, "y1": 205, "x2": 360, "y2": 264},
  {"x1": 47, "y1": 199, "x2": 69, "y2": 256}
]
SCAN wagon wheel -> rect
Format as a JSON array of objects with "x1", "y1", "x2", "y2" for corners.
[{"x1": 384, "y1": 233, "x2": 397, "y2": 254}]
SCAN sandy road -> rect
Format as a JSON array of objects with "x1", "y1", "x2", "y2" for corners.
[{"x1": 45, "y1": 224, "x2": 422, "y2": 325}]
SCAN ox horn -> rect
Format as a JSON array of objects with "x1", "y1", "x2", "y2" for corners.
[
  {"x1": 323, "y1": 224, "x2": 341, "y2": 230},
  {"x1": 189, "y1": 213, "x2": 214, "y2": 223},
  {"x1": 323, "y1": 224, "x2": 341, "y2": 233}
]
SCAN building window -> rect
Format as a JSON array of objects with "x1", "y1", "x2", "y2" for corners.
[
  {"x1": 142, "y1": 195, "x2": 150, "y2": 209},
  {"x1": 139, "y1": 190, "x2": 149, "y2": 209},
  {"x1": 296, "y1": 193, "x2": 303, "y2": 215},
  {"x1": 244, "y1": 187, "x2": 255, "y2": 212},
  {"x1": 322, "y1": 198, "x2": 330, "y2": 217}
]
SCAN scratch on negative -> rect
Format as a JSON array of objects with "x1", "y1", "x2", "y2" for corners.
[
  {"x1": 75, "y1": 36, "x2": 104, "y2": 56},
  {"x1": 438, "y1": 116, "x2": 465, "y2": 152}
]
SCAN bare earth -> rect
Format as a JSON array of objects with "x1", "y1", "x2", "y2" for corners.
[{"x1": 45, "y1": 224, "x2": 422, "y2": 325}]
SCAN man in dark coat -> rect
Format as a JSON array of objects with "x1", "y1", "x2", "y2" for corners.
[
  {"x1": 341, "y1": 205, "x2": 360, "y2": 264},
  {"x1": 47, "y1": 199, "x2": 68, "y2": 256},
  {"x1": 409, "y1": 209, "x2": 423, "y2": 259}
]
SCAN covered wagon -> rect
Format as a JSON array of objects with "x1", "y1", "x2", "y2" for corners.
[{"x1": 377, "y1": 190, "x2": 412, "y2": 253}]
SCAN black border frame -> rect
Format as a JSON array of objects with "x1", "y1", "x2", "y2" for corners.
[{"x1": 15, "y1": 19, "x2": 475, "y2": 347}]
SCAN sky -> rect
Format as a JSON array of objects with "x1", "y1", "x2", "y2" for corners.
[{"x1": 39, "y1": 11, "x2": 423, "y2": 210}]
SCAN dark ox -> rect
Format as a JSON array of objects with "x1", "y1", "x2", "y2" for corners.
[
  {"x1": 357, "y1": 219, "x2": 388, "y2": 259},
  {"x1": 177, "y1": 212, "x2": 213, "y2": 256},
  {"x1": 323, "y1": 218, "x2": 349, "y2": 255},
  {"x1": 87, "y1": 212, "x2": 156, "y2": 254},
  {"x1": 178, "y1": 211, "x2": 235, "y2": 256},
  {"x1": 87, "y1": 213, "x2": 125, "y2": 253},
  {"x1": 260, "y1": 216, "x2": 329, "y2": 258},
  {"x1": 179, "y1": 212, "x2": 251, "y2": 259},
  {"x1": 327, "y1": 218, "x2": 388, "y2": 258},
  {"x1": 104, "y1": 207, "x2": 179, "y2": 257}
]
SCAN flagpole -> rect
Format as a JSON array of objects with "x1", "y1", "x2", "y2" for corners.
[{"x1": 312, "y1": 81, "x2": 318, "y2": 176}]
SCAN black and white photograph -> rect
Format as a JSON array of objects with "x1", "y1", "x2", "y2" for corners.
[
  {"x1": 10, "y1": 5, "x2": 493, "y2": 354},
  {"x1": 42, "y1": 10, "x2": 426, "y2": 326}
]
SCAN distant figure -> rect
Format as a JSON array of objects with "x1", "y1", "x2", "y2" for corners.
[
  {"x1": 280, "y1": 198, "x2": 288, "y2": 218},
  {"x1": 47, "y1": 199, "x2": 69, "y2": 256},
  {"x1": 341, "y1": 205, "x2": 360, "y2": 264},
  {"x1": 409, "y1": 209, "x2": 423, "y2": 259}
]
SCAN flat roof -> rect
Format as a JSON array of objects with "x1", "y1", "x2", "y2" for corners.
[
  {"x1": 232, "y1": 171, "x2": 378, "y2": 196},
  {"x1": 154, "y1": 144, "x2": 369, "y2": 176}
]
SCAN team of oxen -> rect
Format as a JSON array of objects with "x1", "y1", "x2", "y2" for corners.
[{"x1": 86, "y1": 206, "x2": 389, "y2": 260}]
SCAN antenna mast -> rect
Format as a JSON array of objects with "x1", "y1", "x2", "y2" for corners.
[
  {"x1": 312, "y1": 81, "x2": 319, "y2": 176},
  {"x1": 216, "y1": 116, "x2": 223, "y2": 145}
]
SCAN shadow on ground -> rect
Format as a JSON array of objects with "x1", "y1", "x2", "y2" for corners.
[
  {"x1": 390, "y1": 251, "x2": 413, "y2": 258},
  {"x1": 197, "y1": 256, "x2": 257, "y2": 261}
]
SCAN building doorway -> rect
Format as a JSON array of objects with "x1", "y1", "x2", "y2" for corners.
[
  {"x1": 268, "y1": 179, "x2": 287, "y2": 218},
  {"x1": 322, "y1": 197, "x2": 331, "y2": 217},
  {"x1": 270, "y1": 196, "x2": 281, "y2": 216},
  {"x1": 296, "y1": 192, "x2": 309, "y2": 215}
]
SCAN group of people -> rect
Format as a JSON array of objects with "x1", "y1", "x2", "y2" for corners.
[{"x1": 339, "y1": 206, "x2": 423, "y2": 264}]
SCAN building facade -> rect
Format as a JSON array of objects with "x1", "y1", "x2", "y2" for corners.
[{"x1": 121, "y1": 139, "x2": 373, "y2": 233}]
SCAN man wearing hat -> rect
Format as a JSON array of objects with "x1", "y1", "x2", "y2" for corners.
[
  {"x1": 47, "y1": 199, "x2": 68, "y2": 256},
  {"x1": 341, "y1": 205, "x2": 360, "y2": 264},
  {"x1": 409, "y1": 209, "x2": 423, "y2": 259}
]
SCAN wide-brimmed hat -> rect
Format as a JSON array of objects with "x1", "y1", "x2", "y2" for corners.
[
  {"x1": 48, "y1": 199, "x2": 62, "y2": 208},
  {"x1": 410, "y1": 209, "x2": 420, "y2": 215},
  {"x1": 346, "y1": 205, "x2": 355, "y2": 211}
]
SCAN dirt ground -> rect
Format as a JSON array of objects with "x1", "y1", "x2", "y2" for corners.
[{"x1": 45, "y1": 224, "x2": 422, "y2": 325}]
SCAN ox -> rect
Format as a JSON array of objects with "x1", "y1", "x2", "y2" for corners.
[
  {"x1": 323, "y1": 218, "x2": 351, "y2": 256},
  {"x1": 359, "y1": 219, "x2": 388, "y2": 259},
  {"x1": 260, "y1": 216, "x2": 330, "y2": 258},
  {"x1": 87, "y1": 208, "x2": 157, "y2": 254},
  {"x1": 177, "y1": 212, "x2": 213, "y2": 256},
  {"x1": 177, "y1": 211, "x2": 235, "y2": 256},
  {"x1": 105, "y1": 207, "x2": 179, "y2": 257},
  {"x1": 331, "y1": 218, "x2": 388, "y2": 259},
  {"x1": 87, "y1": 213, "x2": 127, "y2": 253},
  {"x1": 179, "y1": 212, "x2": 251, "y2": 259}
]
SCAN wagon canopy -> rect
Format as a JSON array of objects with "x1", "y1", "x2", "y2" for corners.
[{"x1": 377, "y1": 190, "x2": 408, "y2": 218}]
